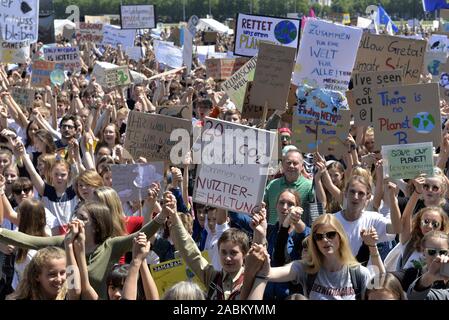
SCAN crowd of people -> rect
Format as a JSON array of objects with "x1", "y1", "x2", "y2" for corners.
[{"x1": 0, "y1": 14, "x2": 448, "y2": 301}]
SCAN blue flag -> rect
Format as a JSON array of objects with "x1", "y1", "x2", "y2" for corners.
[
  {"x1": 422, "y1": 0, "x2": 449, "y2": 12},
  {"x1": 378, "y1": 5, "x2": 399, "y2": 33}
]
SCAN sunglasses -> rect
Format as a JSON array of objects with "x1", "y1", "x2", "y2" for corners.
[
  {"x1": 280, "y1": 136, "x2": 291, "y2": 141},
  {"x1": 12, "y1": 187, "x2": 33, "y2": 195},
  {"x1": 421, "y1": 218, "x2": 441, "y2": 230},
  {"x1": 425, "y1": 248, "x2": 449, "y2": 257},
  {"x1": 313, "y1": 231, "x2": 338, "y2": 242},
  {"x1": 423, "y1": 184, "x2": 440, "y2": 192}
]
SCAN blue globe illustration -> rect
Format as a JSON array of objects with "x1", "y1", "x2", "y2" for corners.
[
  {"x1": 274, "y1": 20, "x2": 297, "y2": 44},
  {"x1": 427, "y1": 60, "x2": 441, "y2": 76},
  {"x1": 412, "y1": 112, "x2": 435, "y2": 134}
]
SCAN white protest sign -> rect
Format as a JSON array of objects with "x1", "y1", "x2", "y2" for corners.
[
  {"x1": 195, "y1": 45, "x2": 215, "y2": 65},
  {"x1": 154, "y1": 40, "x2": 183, "y2": 68},
  {"x1": 292, "y1": 19, "x2": 363, "y2": 91},
  {"x1": 125, "y1": 46, "x2": 145, "y2": 61},
  {"x1": 429, "y1": 34, "x2": 449, "y2": 52},
  {"x1": 0, "y1": 0, "x2": 39, "y2": 43},
  {"x1": 183, "y1": 27, "x2": 193, "y2": 73},
  {"x1": 112, "y1": 163, "x2": 164, "y2": 202},
  {"x1": 187, "y1": 15, "x2": 199, "y2": 35},
  {"x1": 104, "y1": 66, "x2": 131, "y2": 87},
  {"x1": 0, "y1": 40, "x2": 30, "y2": 63},
  {"x1": 102, "y1": 24, "x2": 136, "y2": 48},
  {"x1": 76, "y1": 22, "x2": 103, "y2": 43},
  {"x1": 43, "y1": 46, "x2": 81, "y2": 71},
  {"x1": 193, "y1": 118, "x2": 276, "y2": 214},
  {"x1": 381, "y1": 142, "x2": 434, "y2": 179},
  {"x1": 120, "y1": 5, "x2": 156, "y2": 29},
  {"x1": 357, "y1": 17, "x2": 372, "y2": 28},
  {"x1": 234, "y1": 13, "x2": 300, "y2": 57}
]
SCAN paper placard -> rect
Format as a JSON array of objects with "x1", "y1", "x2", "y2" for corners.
[
  {"x1": 347, "y1": 70, "x2": 403, "y2": 126},
  {"x1": 125, "y1": 46, "x2": 145, "y2": 61},
  {"x1": 0, "y1": 0, "x2": 38, "y2": 43},
  {"x1": 102, "y1": 24, "x2": 136, "y2": 48},
  {"x1": 104, "y1": 66, "x2": 131, "y2": 87},
  {"x1": 11, "y1": 87, "x2": 35, "y2": 111},
  {"x1": 423, "y1": 51, "x2": 448, "y2": 81},
  {"x1": 0, "y1": 40, "x2": 30, "y2": 63},
  {"x1": 154, "y1": 40, "x2": 183, "y2": 68},
  {"x1": 292, "y1": 19, "x2": 363, "y2": 91},
  {"x1": 354, "y1": 33, "x2": 426, "y2": 84},
  {"x1": 205, "y1": 58, "x2": 248, "y2": 81},
  {"x1": 85, "y1": 16, "x2": 111, "y2": 24},
  {"x1": 428, "y1": 34, "x2": 448, "y2": 52},
  {"x1": 234, "y1": 13, "x2": 300, "y2": 57},
  {"x1": 124, "y1": 111, "x2": 192, "y2": 162},
  {"x1": 249, "y1": 42, "x2": 296, "y2": 110},
  {"x1": 111, "y1": 163, "x2": 164, "y2": 202},
  {"x1": 292, "y1": 108, "x2": 351, "y2": 159},
  {"x1": 76, "y1": 22, "x2": 103, "y2": 43},
  {"x1": 43, "y1": 46, "x2": 81, "y2": 71},
  {"x1": 381, "y1": 142, "x2": 434, "y2": 179},
  {"x1": 372, "y1": 83, "x2": 442, "y2": 150},
  {"x1": 193, "y1": 118, "x2": 275, "y2": 214},
  {"x1": 120, "y1": 4, "x2": 156, "y2": 29},
  {"x1": 221, "y1": 56, "x2": 257, "y2": 110},
  {"x1": 31, "y1": 60, "x2": 57, "y2": 88}
]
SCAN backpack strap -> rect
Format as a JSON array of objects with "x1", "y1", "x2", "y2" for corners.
[
  {"x1": 207, "y1": 272, "x2": 223, "y2": 300},
  {"x1": 400, "y1": 241, "x2": 415, "y2": 269},
  {"x1": 349, "y1": 265, "x2": 364, "y2": 300}
]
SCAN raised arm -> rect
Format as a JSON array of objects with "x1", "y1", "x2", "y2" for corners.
[
  {"x1": 361, "y1": 227, "x2": 385, "y2": 275},
  {"x1": 14, "y1": 140, "x2": 45, "y2": 195},
  {"x1": 64, "y1": 222, "x2": 82, "y2": 300},
  {"x1": 399, "y1": 177, "x2": 423, "y2": 244},
  {"x1": 385, "y1": 180, "x2": 402, "y2": 235},
  {"x1": 0, "y1": 228, "x2": 64, "y2": 249}
]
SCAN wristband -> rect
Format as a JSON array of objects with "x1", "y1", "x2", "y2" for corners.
[{"x1": 255, "y1": 275, "x2": 268, "y2": 280}]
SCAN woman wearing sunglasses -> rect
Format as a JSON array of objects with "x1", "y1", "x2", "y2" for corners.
[
  {"x1": 386, "y1": 207, "x2": 449, "y2": 272},
  {"x1": 407, "y1": 231, "x2": 449, "y2": 300},
  {"x1": 247, "y1": 214, "x2": 371, "y2": 300}
]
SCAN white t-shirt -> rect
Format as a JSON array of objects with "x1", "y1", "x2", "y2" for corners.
[
  {"x1": 12, "y1": 249, "x2": 37, "y2": 290},
  {"x1": 291, "y1": 262, "x2": 371, "y2": 300},
  {"x1": 335, "y1": 210, "x2": 395, "y2": 256},
  {"x1": 398, "y1": 242, "x2": 425, "y2": 270},
  {"x1": 204, "y1": 217, "x2": 230, "y2": 271}
]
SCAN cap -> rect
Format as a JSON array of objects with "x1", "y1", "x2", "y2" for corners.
[{"x1": 278, "y1": 127, "x2": 292, "y2": 135}]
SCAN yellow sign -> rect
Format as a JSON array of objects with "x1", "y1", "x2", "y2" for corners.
[{"x1": 342, "y1": 13, "x2": 351, "y2": 25}]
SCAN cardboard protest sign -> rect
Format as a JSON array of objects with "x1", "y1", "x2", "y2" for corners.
[
  {"x1": 292, "y1": 19, "x2": 363, "y2": 91},
  {"x1": 102, "y1": 24, "x2": 136, "y2": 48},
  {"x1": 43, "y1": 46, "x2": 81, "y2": 71},
  {"x1": 249, "y1": 42, "x2": 296, "y2": 110},
  {"x1": 372, "y1": 83, "x2": 442, "y2": 150},
  {"x1": 203, "y1": 31, "x2": 217, "y2": 43},
  {"x1": 423, "y1": 51, "x2": 448, "y2": 81},
  {"x1": 221, "y1": 56, "x2": 257, "y2": 110},
  {"x1": 156, "y1": 105, "x2": 192, "y2": 120},
  {"x1": 234, "y1": 13, "x2": 300, "y2": 57},
  {"x1": 354, "y1": 33, "x2": 426, "y2": 85},
  {"x1": 104, "y1": 66, "x2": 131, "y2": 87},
  {"x1": 0, "y1": 40, "x2": 30, "y2": 63},
  {"x1": 292, "y1": 108, "x2": 351, "y2": 159},
  {"x1": 62, "y1": 25, "x2": 75, "y2": 40},
  {"x1": 0, "y1": 0, "x2": 38, "y2": 43},
  {"x1": 294, "y1": 85, "x2": 349, "y2": 126},
  {"x1": 31, "y1": 60, "x2": 57, "y2": 88},
  {"x1": 120, "y1": 4, "x2": 156, "y2": 29},
  {"x1": 11, "y1": 87, "x2": 35, "y2": 111},
  {"x1": 154, "y1": 40, "x2": 183, "y2": 68},
  {"x1": 205, "y1": 58, "x2": 248, "y2": 81},
  {"x1": 150, "y1": 252, "x2": 209, "y2": 297},
  {"x1": 124, "y1": 111, "x2": 192, "y2": 162},
  {"x1": 193, "y1": 118, "x2": 275, "y2": 214},
  {"x1": 428, "y1": 34, "x2": 448, "y2": 52},
  {"x1": 76, "y1": 23, "x2": 103, "y2": 43},
  {"x1": 111, "y1": 163, "x2": 164, "y2": 202},
  {"x1": 381, "y1": 142, "x2": 434, "y2": 180},
  {"x1": 347, "y1": 70, "x2": 403, "y2": 126}
]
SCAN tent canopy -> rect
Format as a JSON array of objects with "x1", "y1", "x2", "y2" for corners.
[
  {"x1": 54, "y1": 19, "x2": 76, "y2": 35},
  {"x1": 196, "y1": 18, "x2": 233, "y2": 35}
]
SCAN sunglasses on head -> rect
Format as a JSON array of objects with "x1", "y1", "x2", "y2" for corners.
[
  {"x1": 423, "y1": 184, "x2": 440, "y2": 192},
  {"x1": 421, "y1": 218, "x2": 441, "y2": 230},
  {"x1": 425, "y1": 248, "x2": 449, "y2": 257},
  {"x1": 12, "y1": 186, "x2": 33, "y2": 195},
  {"x1": 313, "y1": 231, "x2": 338, "y2": 241}
]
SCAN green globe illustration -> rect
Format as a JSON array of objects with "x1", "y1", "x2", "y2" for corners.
[
  {"x1": 274, "y1": 20, "x2": 297, "y2": 44},
  {"x1": 412, "y1": 112, "x2": 435, "y2": 134}
]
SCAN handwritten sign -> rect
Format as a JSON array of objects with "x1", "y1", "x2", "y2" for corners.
[
  {"x1": 31, "y1": 60, "x2": 57, "y2": 88},
  {"x1": 120, "y1": 4, "x2": 155, "y2": 29},
  {"x1": 0, "y1": 0, "x2": 38, "y2": 43},
  {"x1": 0, "y1": 40, "x2": 30, "y2": 63},
  {"x1": 12, "y1": 87, "x2": 35, "y2": 111},
  {"x1": 125, "y1": 46, "x2": 145, "y2": 61},
  {"x1": 124, "y1": 112, "x2": 192, "y2": 162},
  {"x1": 354, "y1": 33, "x2": 426, "y2": 84},
  {"x1": 76, "y1": 23, "x2": 103, "y2": 43},
  {"x1": 249, "y1": 42, "x2": 296, "y2": 110},
  {"x1": 428, "y1": 34, "x2": 448, "y2": 52},
  {"x1": 154, "y1": 40, "x2": 183, "y2": 68},
  {"x1": 193, "y1": 118, "x2": 275, "y2": 214},
  {"x1": 102, "y1": 24, "x2": 136, "y2": 48},
  {"x1": 292, "y1": 108, "x2": 351, "y2": 159},
  {"x1": 234, "y1": 13, "x2": 300, "y2": 57},
  {"x1": 382, "y1": 142, "x2": 434, "y2": 179},
  {"x1": 156, "y1": 105, "x2": 192, "y2": 120},
  {"x1": 104, "y1": 66, "x2": 131, "y2": 87},
  {"x1": 43, "y1": 47, "x2": 81, "y2": 72},
  {"x1": 372, "y1": 83, "x2": 441, "y2": 149},
  {"x1": 292, "y1": 19, "x2": 363, "y2": 91},
  {"x1": 221, "y1": 56, "x2": 257, "y2": 110},
  {"x1": 347, "y1": 70, "x2": 403, "y2": 126},
  {"x1": 423, "y1": 51, "x2": 448, "y2": 81},
  {"x1": 111, "y1": 163, "x2": 164, "y2": 202},
  {"x1": 205, "y1": 58, "x2": 248, "y2": 81}
]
